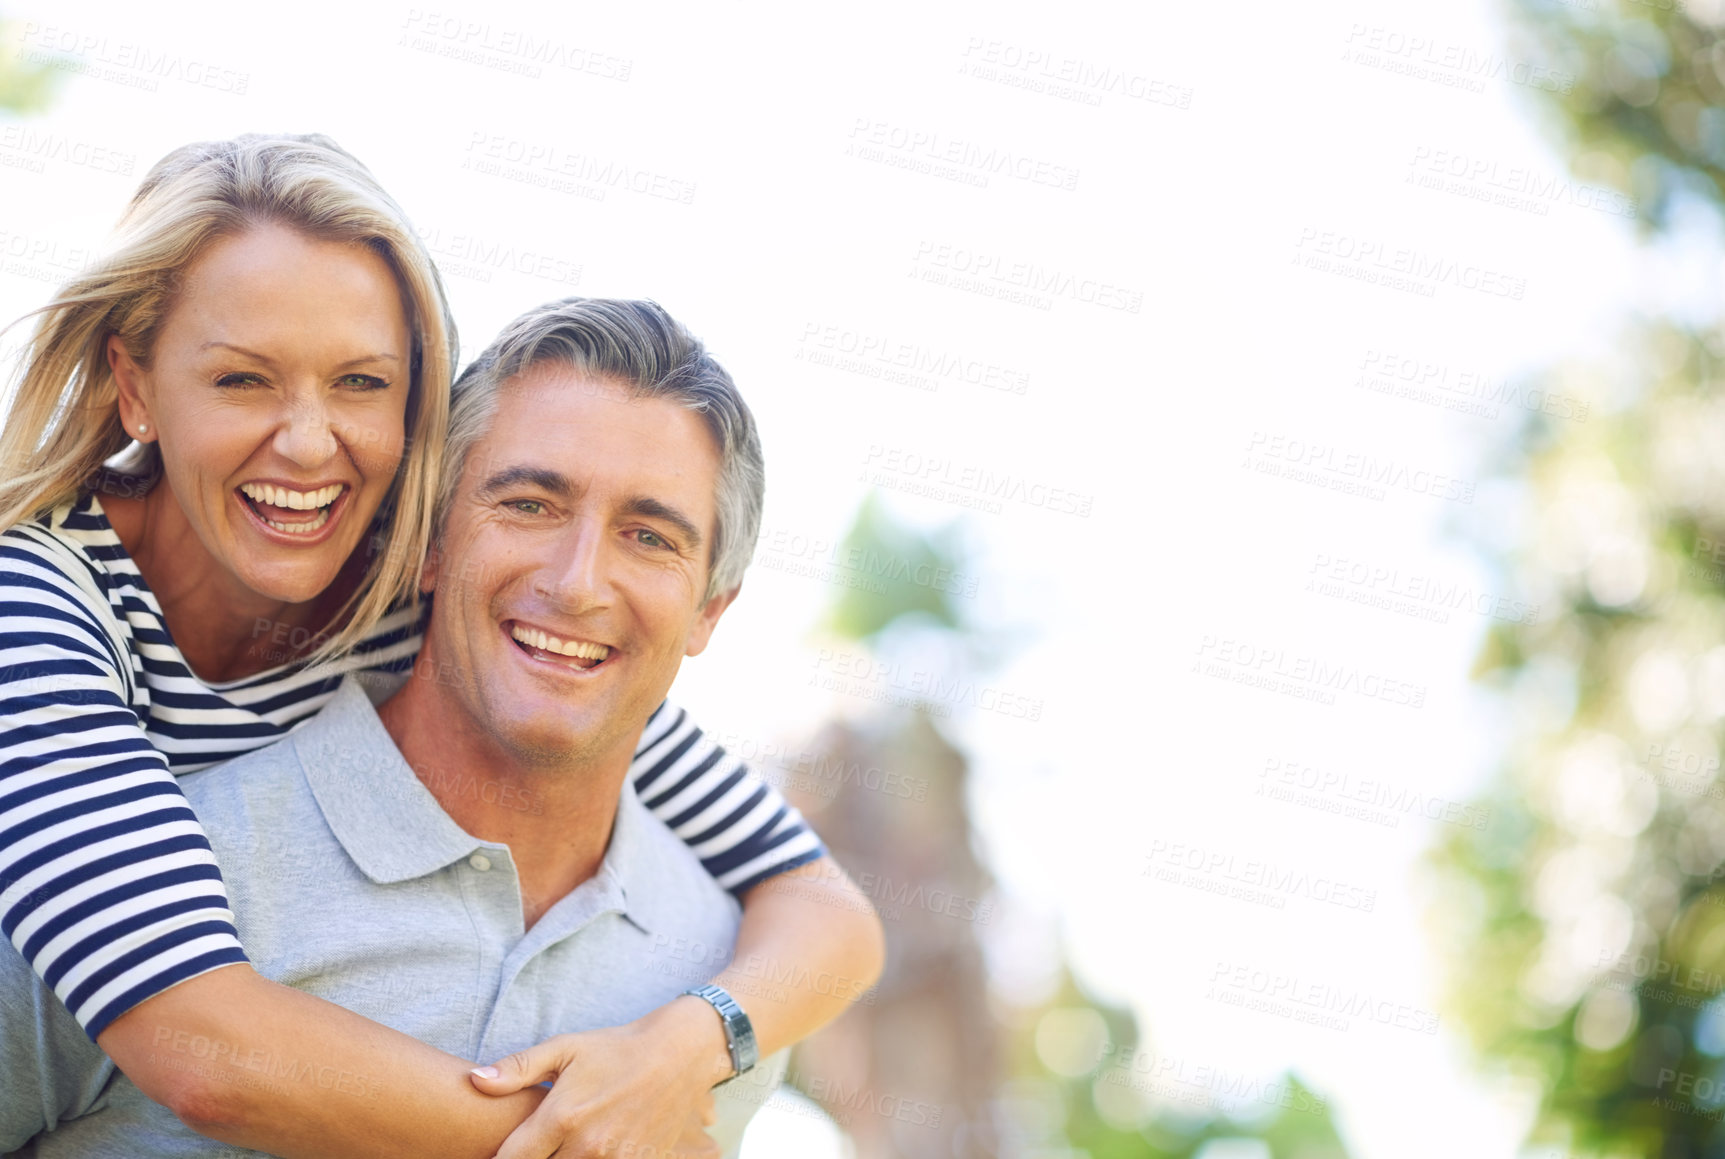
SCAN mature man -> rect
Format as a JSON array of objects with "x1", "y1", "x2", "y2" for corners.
[{"x1": 0, "y1": 299, "x2": 827, "y2": 1157}]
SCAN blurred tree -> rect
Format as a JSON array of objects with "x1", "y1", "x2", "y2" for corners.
[
  {"x1": 1429, "y1": 2, "x2": 1725, "y2": 1155},
  {"x1": 785, "y1": 500, "x2": 1000, "y2": 1158},
  {"x1": 788, "y1": 500, "x2": 1351, "y2": 1157}
]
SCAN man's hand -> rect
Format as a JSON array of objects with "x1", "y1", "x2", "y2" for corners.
[
  {"x1": 471, "y1": 1001, "x2": 733, "y2": 1159},
  {"x1": 672, "y1": 1105, "x2": 721, "y2": 1159}
]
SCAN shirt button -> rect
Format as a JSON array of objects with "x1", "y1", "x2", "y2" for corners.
[{"x1": 469, "y1": 852, "x2": 492, "y2": 872}]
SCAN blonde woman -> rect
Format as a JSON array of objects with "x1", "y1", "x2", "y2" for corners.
[{"x1": 0, "y1": 134, "x2": 883, "y2": 1158}]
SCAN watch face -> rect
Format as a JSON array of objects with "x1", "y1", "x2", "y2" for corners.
[{"x1": 730, "y1": 1015, "x2": 758, "y2": 1072}]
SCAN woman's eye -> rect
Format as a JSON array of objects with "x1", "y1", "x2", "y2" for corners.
[
  {"x1": 337, "y1": 374, "x2": 389, "y2": 391},
  {"x1": 215, "y1": 372, "x2": 266, "y2": 388}
]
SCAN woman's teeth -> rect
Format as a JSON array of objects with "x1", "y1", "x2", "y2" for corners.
[
  {"x1": 240, "y1": 482, "x2": 345, "y2": 510},
  {"x1": 240, "y1": 482, "x2": 345, "y2": 536},
  {"x1": 259, "y1": 508, "x2": 332, "y2": 535},
  {"x1": 510, "y1": 625, "x2": 610, "y2": 663}
]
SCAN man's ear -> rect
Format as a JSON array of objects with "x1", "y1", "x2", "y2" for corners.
[
  {"x1": 684, "y1": 584, "x2": 741, "y2": 658},
  {"x1": 419, "y1": 540, "x2": 442, "y2": 596},
  {"x1": 107, "y1": 335, "x2": 155, "y2": 443}
]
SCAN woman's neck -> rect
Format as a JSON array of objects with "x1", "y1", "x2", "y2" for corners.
[{"x1": 101, "y1": 482, "x2": 363, "y2": 683}]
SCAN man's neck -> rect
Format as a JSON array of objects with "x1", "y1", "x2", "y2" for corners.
[{"x1": 376, "y1": 669, "x2": 635, "y2": 930}]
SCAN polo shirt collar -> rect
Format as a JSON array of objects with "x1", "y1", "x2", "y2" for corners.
[
  {"x1": 602, "y1": 775, "x2": 670, "y2": 936},
  {"x1": 292, "y1": 679, "x2": 487, "y2": 884},
  {"x1": 510, "y1": 769, "x2": 669, "y2": 941},
  {"x1": 291, "y1": 679, "x2": 673, "y2": 936}
]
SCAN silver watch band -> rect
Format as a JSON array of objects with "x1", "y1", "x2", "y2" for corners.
[{"x1": 682, "y1": 983, "x2": 759, "y2": 1079}]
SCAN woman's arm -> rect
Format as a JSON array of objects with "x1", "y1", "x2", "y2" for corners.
[
  {"x1": 94, "y1": 856, "x2": 881, "y2": 1159},
  {"x1": 707, "y1": 853, "x2": 888, "y2": 1057},
  {"x1": 0, "y1": 529, "x2": 545, "y2": 1157},
  {"x1": 470, "y1": 855, "x2": 886, "y2": 1159},
  {"x1": 87, "y1": 717, "x2": 878, "y2": 1159},
  {"x1": 81, "y1": 730, "x2": 879, "y2": 1159},
  {"x1": 97, "y1": 965, "x2": 547, "y2": 1157},
  {"x1": 625, "y1": 706, "x2": 888, "y2": 1056}
]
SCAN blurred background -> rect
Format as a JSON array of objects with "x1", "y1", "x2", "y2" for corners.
[{"x1": 6, "y1": 0, "x2": 1724, "y2": 1155}]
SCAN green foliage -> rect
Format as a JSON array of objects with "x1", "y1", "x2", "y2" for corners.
[
  {"x1": 1508, "y1": 0, "x2": 1725, "y2": 227},
  {"x1": 1430, "y1": 7, "x2": 1725, "y2": 1143},
  {"x1": 0, "y1": 17, "x2": 61, "y2": 113},
  {"x1": 825, "y1": 493, "x2": 969, "y2": 641},
  {"x1": 1429, "y1": 316, "x2": 1725, "y2": 1151},
  {"x1": 1008, "y1": 972, "x2": 1354, "y2": 1158}
]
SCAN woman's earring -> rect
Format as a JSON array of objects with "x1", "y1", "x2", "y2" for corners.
[{"x1": 138, "y1": 423, "x2": 148, "y2": 434}]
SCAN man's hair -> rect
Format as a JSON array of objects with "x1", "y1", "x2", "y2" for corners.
[{"x1": 442, "y1": 298, "x2": 764, "y2": 601}]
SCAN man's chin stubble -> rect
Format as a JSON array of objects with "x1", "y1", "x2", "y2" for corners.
[{"x1": 493, "y1": 715, "x2": 625, "y2": 777}]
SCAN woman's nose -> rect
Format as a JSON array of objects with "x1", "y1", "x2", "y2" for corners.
[{"x1": 272, "y1": 395, "x2": 339, "y2": 468}]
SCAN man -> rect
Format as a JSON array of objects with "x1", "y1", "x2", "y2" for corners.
[{"x1": 0, "y1": 299, "x2": 805, "y2": 1157}]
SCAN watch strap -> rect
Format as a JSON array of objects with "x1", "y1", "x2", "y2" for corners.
[{"x1": 682, "y1": 983, "x2": 758, "y2": 1079}]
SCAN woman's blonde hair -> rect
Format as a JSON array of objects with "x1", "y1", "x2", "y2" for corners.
[{"x1": 0, "y1": 132, "x2": 455, "y2": 666}]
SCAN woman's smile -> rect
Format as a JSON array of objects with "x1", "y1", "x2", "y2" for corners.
[{"x1": 235, "y1": 480, "x2": 354, "y2": 542}]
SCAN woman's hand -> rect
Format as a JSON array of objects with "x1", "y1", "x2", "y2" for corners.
[
  {"x1": 472, "y1": 854, "x2": 884, "y2": 1158},
  {"x1": 473, "y1": 997, "x2": 732, "y2": 1159}
]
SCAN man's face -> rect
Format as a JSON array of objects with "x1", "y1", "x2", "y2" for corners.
[{"x1": 420, "y1": 364, "x2": 735, "y2": 769}]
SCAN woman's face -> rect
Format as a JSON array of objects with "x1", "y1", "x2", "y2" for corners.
[{"x1": 111, "y1": 223, "x2": 412, "y2": 606}]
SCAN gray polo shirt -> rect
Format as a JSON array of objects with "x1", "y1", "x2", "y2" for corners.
[{"x1": 0, "y1": 678, "x2": 758, "y2": 1157}]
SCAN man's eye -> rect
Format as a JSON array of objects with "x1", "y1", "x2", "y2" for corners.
[
  {"x1": 637, "y1": 530, "x2": 671, "y2": 549},
  {"x1": 507, "y1": 499, "x2": 545, "y2": 516},
  {"x1": 338, "y1": 374, "x2": 390, "y2": 391},
  {"x1": 215, "y1": 372, "x2": 267, "y2": 388}
]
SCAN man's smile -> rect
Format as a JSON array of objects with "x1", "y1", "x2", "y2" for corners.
[{"x1": 505, "y1": 620, "x2": 614, "y2": 672}]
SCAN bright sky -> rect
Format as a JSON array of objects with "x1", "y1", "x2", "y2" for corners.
[{"x1": 0, "y1": 1, "x2": 1688, "y2": 1156}]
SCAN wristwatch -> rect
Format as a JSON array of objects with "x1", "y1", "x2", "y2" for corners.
[{"x1": 682, "y1": 983, "x2": 758, "y2": 1080}]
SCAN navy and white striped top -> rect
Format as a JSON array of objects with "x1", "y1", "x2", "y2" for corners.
[{"x1": 0, "y1": 494, "x2": 824, "y2": 1039}]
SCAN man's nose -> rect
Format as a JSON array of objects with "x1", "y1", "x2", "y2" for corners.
[{"x1": 533, "y1": 519, "x2": 610, "y2": 609}]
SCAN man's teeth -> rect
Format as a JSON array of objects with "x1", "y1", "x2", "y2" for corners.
[
  {"x1": 239, "y1": 482, "x2": 345, "y2": 510},
  {"x1": 261, "y1": 508, "x2": 332, "y2": 535},
  {"x1": 510, "y1": 625, "x2": 610, "y2": 661}
]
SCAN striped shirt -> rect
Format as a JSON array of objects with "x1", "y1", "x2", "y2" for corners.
[{"x1": 0, "y1": 494, "x2": 824, "y2": 1039}]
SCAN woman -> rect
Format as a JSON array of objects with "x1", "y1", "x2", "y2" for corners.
[{"x1": 0, "y1": 133, "x2": 884, "y2": 1158}]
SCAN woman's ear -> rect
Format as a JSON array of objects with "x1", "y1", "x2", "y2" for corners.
[{"x1": 107, "y1": 335, "x2": 155, "y2": 443}]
